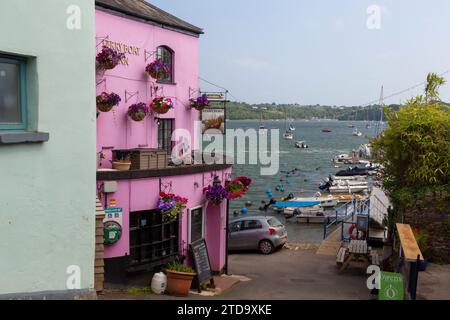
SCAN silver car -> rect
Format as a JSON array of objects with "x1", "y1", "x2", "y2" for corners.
[{"x1": 228, "y1": 216, "x2": 288, "y2": 254}]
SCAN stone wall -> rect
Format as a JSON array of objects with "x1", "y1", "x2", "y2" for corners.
[{"x1": 400, "y1": 192, "x2": 450, "y2": 263}]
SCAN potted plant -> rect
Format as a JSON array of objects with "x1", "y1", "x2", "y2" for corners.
[
  {"x1": 165, "y1": 260, "x2": 196, "y2": 297},
  {"x1": 128, "y1": 102, "x2": 149, "y2": 122},
  {"x1": 112, "y1": 153, "x2": 131, "y2": 171},
  {"x1": 189, "y1": 94, "x2": 210, "y2": 111},
  {"x1": 145, "y1": 59, "x2": 169, "y2": 80},
  {"x1": 150, "y1": 96, "x2": 174, "y2": 114},
  {"x1": 96, "y1": 46, "x2": 125, "y2": 71},
  {"x1": 157, "y1": 192, "x2": 188, "y2": 223},
  {"x1": 225, "y1": 176, "x2": 252, "y2": 200},
  {"x1": 96, "y1": 92, "x2": 121, "y2": 113},
  {"x1": 204, "y1": 176, "x2": 228, "y2": 205}
]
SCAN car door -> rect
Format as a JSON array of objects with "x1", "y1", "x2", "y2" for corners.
[
  {"x1": 228, "y1": 221, "x2": 244, "y2": 250},
  {"x1": 238, "y1": 220, "x2": 263, "y2": 250}
]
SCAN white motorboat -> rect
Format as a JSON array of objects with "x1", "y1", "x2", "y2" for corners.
[
  {"x1": 259, "y1": 125, "x2": 268, "y2": 135},
  {"x1": 331, "y1": 175, "x2": 368, "y2": 181},
  {"x1": 295, "y1": 140, "x2": 308, "y2": 148},
  {"x1": 352, "y1": 128, "x2": 362, "y2": 137},
  {"x1": 283, "y1": 131, "x2": 294, "y2": 140},
  {"x1": 332, "y1": 153, "x2": 353, "y2": 164},
  {"x1": 329, "y1": 184, "x2": 369, "y2": 194}
]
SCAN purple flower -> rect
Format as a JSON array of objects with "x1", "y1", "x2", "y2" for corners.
[
  {"x1": 190, "y1": 94, "x2": 211, "y2": 110},
  {"x1": 146, "y1": 59, "x2": 169, "y2": 78},
  {"x1": 204, "y1": 185, "x2": 229, "y2": 202},
  {"x1": 96, "y1": 46, "x2": 126, "y2": 70},
  {"x1": 97, "y1": 92, "x2": 121, "y2": 107},
  {"x1": 128, "y1": 102, "x2": 149, "y2": 114}
]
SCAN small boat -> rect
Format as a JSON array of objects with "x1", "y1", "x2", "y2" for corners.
[
  {"x1": 329, "y1": 184, "x2": 369, "y2": 194},
  {"x1": 283, "y1": 131, "x2": 294, "y2": 140},
  {"x1": 321, "y1": 128, "x2": 332, "y2": 133},
  {"x1": 352, "y1": 128, "x2": 362, "y2": 137},
  {"x1": 289, "y1": 123, "x2": 295, "y2": 131},
  {"x1": 259, "y1": 125, "x2": 268, "y2": 135},
  {"x1": 335, "y1": 166, "x2": 371, "y2": 177},
  {"x1": 294, "y1": 196, "x2": 338, "y2": 208},
  {"x1": 295, "y1": 140, "x2": 308, "y2": 149},
  {"x1": 348, "y1": 123, "x2": 355, "y2": 128},
  {"x1": 332, "y1": 153, "x2": 352, "y2": 164}
]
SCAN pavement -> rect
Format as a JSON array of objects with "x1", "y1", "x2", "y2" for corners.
[
  {"x1": 416, "y1": 263, "x2": 450, "y2": 300},
  {"x1": 100, "y1": 247, "x2": 373, "y2": 300}
]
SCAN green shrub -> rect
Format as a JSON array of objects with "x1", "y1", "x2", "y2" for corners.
[{"x1": 166, "y1": 261, "x2": 195, "y2": 274}]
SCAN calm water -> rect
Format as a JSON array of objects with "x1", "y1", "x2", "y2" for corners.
[{"x1": 226, "y1": 119, "x2": 375, "y2": 243}]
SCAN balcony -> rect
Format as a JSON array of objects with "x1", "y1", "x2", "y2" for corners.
[{"x1": 97, "y1": 162, "x2": 232, "y2": 181}]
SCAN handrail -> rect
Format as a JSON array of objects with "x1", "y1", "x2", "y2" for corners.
[{"x1": 323, "y1": 199, "x2": 355, "y2": 239}]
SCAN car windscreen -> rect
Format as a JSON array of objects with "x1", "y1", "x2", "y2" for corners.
[{"x1": 267, "y1": 218, "x2": 283, "y2": 227}]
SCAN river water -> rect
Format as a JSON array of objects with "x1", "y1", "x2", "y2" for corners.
[{"x1": 226, "y1": 119, "x2": 375, "y2": 244}]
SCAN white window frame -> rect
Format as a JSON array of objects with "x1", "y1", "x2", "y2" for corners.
[{"x1": 188, "y1": 204, "x2": 206, "y2": 244}]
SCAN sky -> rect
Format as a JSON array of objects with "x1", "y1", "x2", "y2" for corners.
[{"x1": 148, "y1": 0, "x2": 450, "y2": 106}]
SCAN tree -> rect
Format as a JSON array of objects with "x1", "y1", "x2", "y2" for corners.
[{"x1": 372, "y1": 73, "x2": 450, "y2": 189}]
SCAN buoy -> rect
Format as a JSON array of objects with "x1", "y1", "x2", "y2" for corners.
[{"x1": 241, "y1": 208, "x2": 248, "y2": 214}]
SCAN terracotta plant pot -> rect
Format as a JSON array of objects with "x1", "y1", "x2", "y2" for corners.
[
  {"x1": 112, "y1": 161, "x2": 131, "y2": 171},
  {"x1": 165, "y1": 270, "x2": 196, "y2": 297}
]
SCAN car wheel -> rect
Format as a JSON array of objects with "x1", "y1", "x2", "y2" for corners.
[{"x1": 259, "y1": 240, "x2": 274, "y2": 255}]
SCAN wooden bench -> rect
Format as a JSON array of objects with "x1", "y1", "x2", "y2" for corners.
[{"x1": 336, "y1": 247, "x2": 347, "y2": 265}]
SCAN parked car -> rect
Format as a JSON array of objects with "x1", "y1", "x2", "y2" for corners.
[{"x1": 228, "y1": 216, "x2": 288, "y2": 254}]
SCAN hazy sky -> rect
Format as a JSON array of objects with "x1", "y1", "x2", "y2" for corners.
[{"x1": 149, "y1": 0, "x2": 450, "y2": 105}]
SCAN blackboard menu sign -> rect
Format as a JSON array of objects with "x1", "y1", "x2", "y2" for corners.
[{"x1": 189, "y1": 239, "x2": 215, "y2": 292}]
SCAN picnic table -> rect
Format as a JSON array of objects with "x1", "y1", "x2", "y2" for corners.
[{"x1": 337, "y1": 240, "x2": 372, "y2": 272}]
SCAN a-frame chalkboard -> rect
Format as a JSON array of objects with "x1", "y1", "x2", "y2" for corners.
[{"x1": 189, "y1": 238, "x2": 215, "y2": 292}]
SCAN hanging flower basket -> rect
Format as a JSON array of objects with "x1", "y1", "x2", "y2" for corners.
[
  {"x1": 157, "y1": 192, "x2": 188, "y2": 223},
  {"x1": 189, "y1": 94, "x2": 211, "y2": 111},
  {"x1": 150, "y1": 97, "x2": 174, "y2": 114},
  {"x1": 96, "y1": 92, "x2": 121, "y2": 113},
  {"x1": 96, "y1": 46, "x2": 125, "y2": 71},
  {"x1": 128, "y1": 102, "x2": 150, "y2": 122},
  {"x1": 225, "y1": 176, "x2": 252, "y2": 200},
  {"x1": 204, "y1": 177, "x2": 229, "y2": 206},
  {"x1": 146, "y1": 59, "x2": 169, "y2": 79}
]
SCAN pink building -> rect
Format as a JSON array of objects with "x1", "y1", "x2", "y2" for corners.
[{"x1": 95, "y1": 0, "x2": 231, "y2": 283}]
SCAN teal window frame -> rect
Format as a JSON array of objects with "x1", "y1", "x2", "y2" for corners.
[{"x1": 0, "y1": 55, "x2": 27, "y2": 130}]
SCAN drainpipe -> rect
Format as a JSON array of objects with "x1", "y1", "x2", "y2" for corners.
[{"x1": 224, "y1": 199, "x2": 230, "y2": 275}]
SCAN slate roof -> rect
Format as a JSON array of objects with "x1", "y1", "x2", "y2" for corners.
[{"x1": 96, "y1": 0, "x2": 203, "y2": 35}]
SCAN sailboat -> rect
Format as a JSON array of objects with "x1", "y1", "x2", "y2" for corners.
[
  {"x1": 258, "y1": 108, "x2": 268, "y2": 135},
  {"x1": 289, "y1": 120, "x2": 295, "y2": 131},
  {"x1": 283, "y1": 110, "x2": 294, "y2": 140}
]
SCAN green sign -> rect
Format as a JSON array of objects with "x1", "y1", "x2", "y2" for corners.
[{"x1": 379, "y1": 272, "x2": 404, "y2": 300}]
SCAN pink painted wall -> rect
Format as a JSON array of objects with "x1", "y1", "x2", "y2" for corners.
[
  {"x1": 96, "y1": 9, "x2": 201, "y2": 155},
  {"x1": 96, "y1": 9, "x2": 230, "y2": 272}
]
